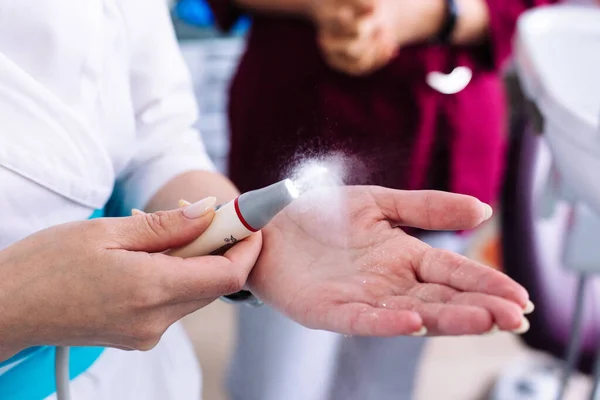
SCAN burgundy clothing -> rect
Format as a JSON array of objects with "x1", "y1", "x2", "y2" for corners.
[{"x1": 208, "y1": 0, "x2": 556, "y2": 205}]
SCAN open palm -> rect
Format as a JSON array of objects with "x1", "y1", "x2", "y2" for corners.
[{"x1": 250, "y1": 186, "x2": 529, "y2": 337}]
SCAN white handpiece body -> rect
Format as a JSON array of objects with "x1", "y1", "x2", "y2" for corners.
[
  {"x1": 169, "y1": 199, "x2": 254, "y2": 258},
  {"x1": 169, "y1": 179, "x2": 299, "y2": 258}
]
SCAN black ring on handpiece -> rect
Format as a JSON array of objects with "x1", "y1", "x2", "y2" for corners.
[{"x1": 436, "y1": 0, "x2": 459, "y2": 44}]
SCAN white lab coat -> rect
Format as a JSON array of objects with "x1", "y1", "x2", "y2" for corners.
[{"x1": 0, "y1": 0, "x2": 212, "y2": 397}]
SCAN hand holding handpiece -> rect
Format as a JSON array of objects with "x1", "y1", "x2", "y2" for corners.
[{"x1": 0, "y1": 202, "x2": 261, "y2": 362}]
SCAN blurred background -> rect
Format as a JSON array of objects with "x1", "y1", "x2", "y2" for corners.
[{"x1": 167, "y1": 1, "x2": 599, "y2": 399}]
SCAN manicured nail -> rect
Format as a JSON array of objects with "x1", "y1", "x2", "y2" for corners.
[
  {"x1": 512, "y1": 317, "x2": 530, "y2": 335},
  {"x1": 178, "y1": 199, "x2": 192, "y2": 208},
  {"x1": 486, "y1": 324, "x2": 500, "y2": 335},
  {"x1": 183, "y1": 197, "x2": 217, "y2": 219},
  {"x1": 411, "y1": 327, "x2": 428, "y2": 337},
  {"x1": 131, "y1": 208, "x2": 145, "y2": 216},
  {"x1": 482, "y1": 203, "x2": 494, "y2": 220},
  {"x1": 524, "y1": 300, "x2": 535, "y2": 315}
]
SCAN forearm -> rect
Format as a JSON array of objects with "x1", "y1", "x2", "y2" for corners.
[
  {"x1": 145, "y1": 170, "x2": 240, "y2": 213},
  {"x1": 0, "y1": 256, "x2": 30, "y2": 362},
  {"x1": 0, "y1": 316, "x2": 22, "y2": 363},
  {"x1": 232, "y1": 0, "x2": 312, "y2": 18},
  {"x1": 405, "y1": 0, "x2": 491, "y2": 46}
]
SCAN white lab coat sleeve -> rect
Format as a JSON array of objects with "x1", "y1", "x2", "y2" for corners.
[{"x1": 116, "y1": 0, "x2": 217, "y2": 212}]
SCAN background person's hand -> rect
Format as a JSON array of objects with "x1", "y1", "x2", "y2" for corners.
[
  {"x1": 0, "y1": 198, "x2": 261, "y2": 361},
  {"x1": 249, "y1": 187, "x2": 530, "y2": 337},
  {"x1": 316, "y1": 1, "x2": 445, "y2": 76},
  {"x1": 308, "y1": 0, "x2": 375, "y2": 35}
]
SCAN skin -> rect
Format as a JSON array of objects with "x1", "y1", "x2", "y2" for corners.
[
  {"x1": 0, "y1": 203, "x2": 261, "y2": 361},
  {"x1": 251, "y1": 186, "x2": 527, "y2": 336},
  {"x1": 0, "y1": 171, "x2": 529, "y2": 363}
]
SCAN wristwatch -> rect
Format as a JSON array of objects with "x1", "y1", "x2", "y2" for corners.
[
  {"x1": 436, "y1": 0, "x2": 459, "y2": 44},
  {"x1": 222, "y1": 290, "x2": 264, "y2": 307}
]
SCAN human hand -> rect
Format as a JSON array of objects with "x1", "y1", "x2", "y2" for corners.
[
  {"x1": 0, "y1": 197, "x2": 261, "y2": 361},
  {"x1": 307, "y1": 0, "x2": 375, "y2": 34},
  {"x1": 249, "y1": 187, "x2": 530, "y2": 337},
  {"x1": 316, "y1": 0, "x2": 444, "y2": 76}
]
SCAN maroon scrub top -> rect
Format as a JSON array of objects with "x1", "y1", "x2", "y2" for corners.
[{"x1": 208, "y1": 0, "x2": 556, "y2": 206}]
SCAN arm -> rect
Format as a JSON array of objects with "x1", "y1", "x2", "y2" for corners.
[
  {"x1": 208, "y1": 0, "x2": 489, "y2": 46},
  {"x1": 316, "y1": 0, "x2": 558, "y2": 76},
  {"x1": 403, "y1": 0, "x2": 559, "y2": 66},
  {"x1": 403, "y1": 0, "x2": 491, "y2": 46}
]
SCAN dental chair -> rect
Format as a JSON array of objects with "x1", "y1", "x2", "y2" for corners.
[{"x1": 500, "y1": 4, "x2": 600, "y2": 399}]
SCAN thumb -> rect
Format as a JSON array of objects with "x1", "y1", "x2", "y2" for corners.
[{"x1": 111, "y1": 197, "x2": 217, "y2": 253}]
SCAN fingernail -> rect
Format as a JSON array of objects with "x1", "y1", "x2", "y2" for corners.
[
  {"x1": 512, "y1": 317, "x2": 530, "y2": 335},
  {"x1": 178, "y1": 199, "x2": 192, "y2": 208},
  {"x1": 131, "y1": 208, "x2": 145, "y2": 216},
  {"x1": 524, "y1": 300, "x2": 535, "y2": 315},
  {"x1": 183, "y1": 197, "x2": 217, "y2": 219},
  {"x1": 411, "y1": 327, "x2": 428, "y2": 337},
  {"x1": 482, "y1": 203, "x2": 494, "y2": 220},
  {"x1": 486, "y1": 324, "x2": 500, "y2": 335}
]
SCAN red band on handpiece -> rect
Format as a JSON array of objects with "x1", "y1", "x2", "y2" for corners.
[{"x1": 234, "y1": 197, "x2": 258, "y2": 232}]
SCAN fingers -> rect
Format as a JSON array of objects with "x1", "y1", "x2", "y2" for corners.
[
  {"x1": 107, "y1": 197, "x2": 217, "y2": 253},
  {"x1": 379, "y1": 296, "x2": 493, "y2": 335},
  {"x1": 346, "y1": 0, "x2": 376, "y2": 15},
  {"x1": 311, "y1": 302, "x2": 424, "y2": 336},
  {"x1": 317, "y1": 1, "x2": 397, "y2": 77},
  {"x1": 449, "y1": 292, "x2": 526, "y2": 331},
  {"x1": 319, "y1": 6, "x2": 355, "y2": 36},
  {"x1": 319, "y1": 28, "x2": 394, "y2": 76},
  {"x1": 369, "y1": 187, "x2": 493, "y2": 230},
  {"x1": 155, "y1": 232, "x2": 262, "y2": 302},
  {"x1": 221, "y1": 230, "x2": 263, "y2": 274},
  {"x1": 316, "y1": 0, "x2": 375, "y2": 31},
  {"x1": 380, "y1": 287, "x2": 525, "y2": 335},
  {"x1": 320, "y1": 8, "x2": 375, "y2": 37},
  {"x1": 321, "y1": 40, "x2": 379, "y2": 76},
  {"x1": 415, "y1": 248, "x2": 530, "y2": 308}
]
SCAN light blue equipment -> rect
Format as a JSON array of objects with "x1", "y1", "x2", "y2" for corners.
[
  {"x1": 499, "y1": 4, "x2": 600, "y2": 400},
  {"x1": 174, "y1": 0, "x2": 251, "y2": 33}
]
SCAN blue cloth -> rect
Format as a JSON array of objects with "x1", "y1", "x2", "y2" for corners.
[{"x1": 0, "y1": 209, "x2": 107, "y2": 399}]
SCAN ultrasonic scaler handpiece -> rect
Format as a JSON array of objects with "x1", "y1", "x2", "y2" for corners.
[{"x1": 169, "y1": 178, "x2": 300, "y2": 258}]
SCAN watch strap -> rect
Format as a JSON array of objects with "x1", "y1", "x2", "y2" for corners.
[
  {"x1": 222, "y1": 290, "x2": 264, "y2": 307},
  {"x1": 436, "y1": 0, "x2": 459, "y2": 44}
]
